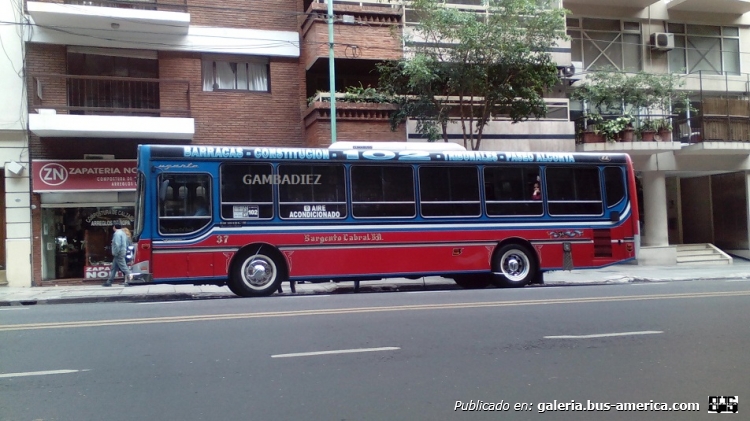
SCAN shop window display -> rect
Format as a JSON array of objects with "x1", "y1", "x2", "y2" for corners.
[{"x1": 41, "y1": 206, "x2": 134, "y2": 281}]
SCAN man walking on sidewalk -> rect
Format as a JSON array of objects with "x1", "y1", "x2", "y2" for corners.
[{"x1": 103, "y1": 223, "x2": 132, "y2": 287}]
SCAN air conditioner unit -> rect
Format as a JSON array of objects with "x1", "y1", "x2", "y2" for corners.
[
  {"x1": 84, "y1": 154, "x2": 115, "y2": 160},
  {"x1": 650, "y1": 33, "x2": 675, "y2": 51}
]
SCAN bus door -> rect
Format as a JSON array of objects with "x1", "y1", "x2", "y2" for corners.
[{"x1": 153, "y1": 173, "x2": 214, "y2": 280}]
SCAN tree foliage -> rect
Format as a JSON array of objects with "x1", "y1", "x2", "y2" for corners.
[{"x1": 377, "y1": 0, "x2": 567, "y2": 150}]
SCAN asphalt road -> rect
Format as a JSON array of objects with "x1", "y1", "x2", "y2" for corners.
[{"x1": 1, "y1": 279, "x2": 749, "y2": 421}]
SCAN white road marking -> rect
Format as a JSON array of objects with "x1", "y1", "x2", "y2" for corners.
[
  {"x1": 0, "y1": 307, "x2": 29, "y2": 311},
  {"x1": 544, "y1": 331, "x2": 663, "y2": 339},
  {"x1": 726, "y1": 279, "x2": 750, "y2": 282},
  {"x1": 135, "y1": 301, "x2": 195, "y2": 305},
  {"x1": 272, "y1": 347, "x2": 400, "y2": 358},
  {"x1": 0, "y1": 369, "x2": 88, "y2": 379},
  {"x1": 405, "y1": 290, "x2": 451, "y2": 294},
  {"x1": 280, "y1": 294, "x2": 331, "y2": 298}
]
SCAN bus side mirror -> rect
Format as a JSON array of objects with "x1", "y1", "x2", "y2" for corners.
[{"x1": 610, "y1": 211, "x2": 620, "y2": 222}]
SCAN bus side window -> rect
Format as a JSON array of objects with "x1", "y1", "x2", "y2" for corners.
[
  {"x1": 546, "y1": 167, "x2": 602, "y2": 215},
  {"x1": 351, "y1": 165, "x2": 415, "y2": 218},
  {"x1": 158, "y1": 174, "x2": 212, "y2": 234},
  {"x1": 419, "y1": 166, "x2": 480, "y2": 217},
  {"x1": 604, "y1": 167, "x2": 625, "y2": 207},
  {"x1": 484, "y1": 166, "x2": 542, "y2": 216}
]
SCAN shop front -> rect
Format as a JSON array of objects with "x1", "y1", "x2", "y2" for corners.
[{"x1": 32, "y1": 160, "x2": 137, "y2": 283}]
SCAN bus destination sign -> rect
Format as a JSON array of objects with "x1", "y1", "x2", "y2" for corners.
[{"x1": 150, "y1": 146, "x2": 624, "y2": 165}]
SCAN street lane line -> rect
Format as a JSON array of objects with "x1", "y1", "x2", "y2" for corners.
[
  {"x1": 1, "y1": 290, "x2": 749, "y2": 332},
  {"x1": 405, "y1": 290, "x2": 451, "y2": 294},
  {"x1": 0, "y1": 307, "x2": 29, "y2": 311},
  {"x1": 272, "y1": 347, "x2": 400, "y2": 358},
  {"x1": 545, "y1": 331, "x2": 663, "y2": 339},
  {"x1": 136, "y1": 301, "x2": 195, "y2": 305},
  {"x1": 0, "y1": 369, "x2": 87, "y2": 379}
]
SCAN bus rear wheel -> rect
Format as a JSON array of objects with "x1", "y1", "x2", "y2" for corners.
[
  {"x1": 491, "y1": 243, "x2": 536, "y2": 288},
  {"x1": 230, "y1": 248, "x2": 286, "y2": 297}
]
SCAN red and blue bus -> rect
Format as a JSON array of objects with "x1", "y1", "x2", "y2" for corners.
[{"x1": 129, "y1": 142, "x2": 639, "y2": 297}]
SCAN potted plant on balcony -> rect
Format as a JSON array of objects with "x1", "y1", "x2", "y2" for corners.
[
  {"x1": 600, "y1": 115, "x2": 634, "y2": 143},
  {"x1": 656, "y1": 118, "x2": 673, "y2": 142},
  {"x1": 580, "y1": 113, "x2": 604, "y2": 143},
  {"x1": 639, "y1": 119, "x2": 658, "y2": 141}
]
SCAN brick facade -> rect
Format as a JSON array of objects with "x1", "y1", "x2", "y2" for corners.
[
  {"x1": 25, "y1": 0, "x2": 412, "y2": 284},
  {"x1": 304, "y1": 102, "x2": 405, "y2": 146},
  {"x1": 300, "y1": 4, "x2": 403, "y2": 71}
]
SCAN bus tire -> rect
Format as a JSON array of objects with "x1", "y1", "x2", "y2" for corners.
[
  {"x1": 453, "y1": 275, "x2": 491, "y2": 289},
  {"x1": 491, "y1": 243, "x2": 536, "y2": 288},
  {"x1": 230, "y1": 247, "x2": 286, "y2": 297}
]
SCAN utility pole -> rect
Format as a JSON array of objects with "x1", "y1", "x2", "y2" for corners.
[{"x1": 327, "y1": 0, "x2": 337, "y2": 143}]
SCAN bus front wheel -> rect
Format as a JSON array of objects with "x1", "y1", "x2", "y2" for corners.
[
  {"x1": 230, "y1": 248, "x2": 286, "y2": 297},
  {"x1": 491, "y1": 243, "x2": 536, "y2": 288}
]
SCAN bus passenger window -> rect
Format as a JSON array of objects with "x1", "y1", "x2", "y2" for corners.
[
  {"x1": 419, "y1": 166, "x2": 480, "y2": 217},
  {"x1": 351, "y1": 165, "x2": 415, "y2": 218},
  {"x1": 278, "y1": 164, "x2": 346, "y2": 219},
  {"x1": 157, "y1": 173, "x2": 212, "y2": 235},
  {"x1": 219, "y1": 163, "x2": 274, "y2": 220},
  {"x1": 604, "y1": 167, "x2": 625, "y2": 207},
  {"x1": 483, "y1": 166, "x2": 543, "y2": 216},
  {"x1": 545, "y1": 167, "x2": 602, "y2": 215}
]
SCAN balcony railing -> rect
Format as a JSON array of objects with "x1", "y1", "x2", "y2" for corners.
[
  {"x1": 679, "y1": 98, "x2": 750, "y2": 143},
  {"x1": 64, "y1": 0, "x2": 188, "y2": 13},
  {"x1": 31, "y1": 74, "x2": 191, "y2": 118},
  {"x1": 309, "y1": 92, "x2": 569, "y2": 121}
]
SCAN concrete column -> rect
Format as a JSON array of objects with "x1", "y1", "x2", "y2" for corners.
[{"x1": 642, "y1": 171, "x2": 669, "y2": 247}]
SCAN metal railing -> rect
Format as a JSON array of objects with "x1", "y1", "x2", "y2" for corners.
[
  {"x1": 64, "y1": 0, "x2": 188, "y2": 13},
  {"x1": 31, "y1": 74, "x2": 191, "y2": 118}
]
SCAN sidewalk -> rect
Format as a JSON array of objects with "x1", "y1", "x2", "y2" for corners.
[{"x1": 1, "y1": 261, "x2": 749, "y2": 306}]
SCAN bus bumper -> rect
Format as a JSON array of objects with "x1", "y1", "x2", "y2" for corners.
[{"x1": 127, "y1": 260, "x2": 152, "y2": 284}]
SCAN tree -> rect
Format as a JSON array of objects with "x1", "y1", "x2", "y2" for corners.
[{"x1": 377, "y1": 0, "x2": 567, "y2": 150}]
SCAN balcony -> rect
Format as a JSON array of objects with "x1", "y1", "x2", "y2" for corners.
[
  {"x1": 304, "y1": 92, "x2": 404, "y2": 147},
  {"x1": 676, "y1": 97, "x2": 750, "y2": 156},
  {"x1": 563, "y1": 0, "x2": 657, "y2": 8},
  {"x1": 405, "y1": 98, "x2": 575, "y2": 152},
  {"x1": 29, "y1": 74, "x2": 194, "y2": 139},
  {"x1": 301, "y1": 0, "x2": 403, "y2": 70},
  {"x1": 665, "y1": 0, "x2": 750, "y2": 14},
  {"x1": 27, "y1": 0, "x2": 190, "y2": 36}
]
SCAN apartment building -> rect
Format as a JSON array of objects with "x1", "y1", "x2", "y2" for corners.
[
  {"x1": 22, "y1": 0, "x2": 303, "y2": 285},
  {"x1": 566, "y1": 0, "x2": 750, "y2": 265},
  {"x1": 5, "y1": 0, "x2": 750, "y2": 286}
]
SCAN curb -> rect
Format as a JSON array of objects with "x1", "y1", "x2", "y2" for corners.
[
  {"x1": 2, "y1": 274, "x2": 748, "y2": 306},
  {"x1": 0, "y1": 293, "x2": 234, "y2": 307},
  {"x1": 0, "y1": 281, "x2": 461, "y2": 306}
]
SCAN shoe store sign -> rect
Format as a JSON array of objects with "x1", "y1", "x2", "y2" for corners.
[{"x1": 32, "y1": 160, "x2": 137, "y2": 192}]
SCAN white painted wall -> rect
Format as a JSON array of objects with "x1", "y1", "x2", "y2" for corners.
[
  {"x1": 0, "y1": 0, "x2": 32, "y2": 287},
  {"x1": 0, "y1": 0, "x2": 25, "y2": 133}
]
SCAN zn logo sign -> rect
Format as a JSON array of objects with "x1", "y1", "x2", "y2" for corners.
[{"x1": 39, "y1": 163, "x2": 69, "y2": 186}]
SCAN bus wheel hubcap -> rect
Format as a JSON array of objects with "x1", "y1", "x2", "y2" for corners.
[
  {"x1": 502, "y1": 250, "x2": 529, "y2": 282},
  {"x1": 243, "y1": 256, "x2": 275, "y2": 288}
]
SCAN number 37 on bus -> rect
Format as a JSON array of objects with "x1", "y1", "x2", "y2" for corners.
[{"x1": 127, "y1": 142, "x2": 640, "y2": 297}]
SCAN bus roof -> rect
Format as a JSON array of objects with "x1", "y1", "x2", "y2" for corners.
[
  {"x1": 328, "y1": 141, "x2": 466, "y2": 151},
  {"x1": 142, "y1": 145, "x2": 631, "y2": 165}
]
